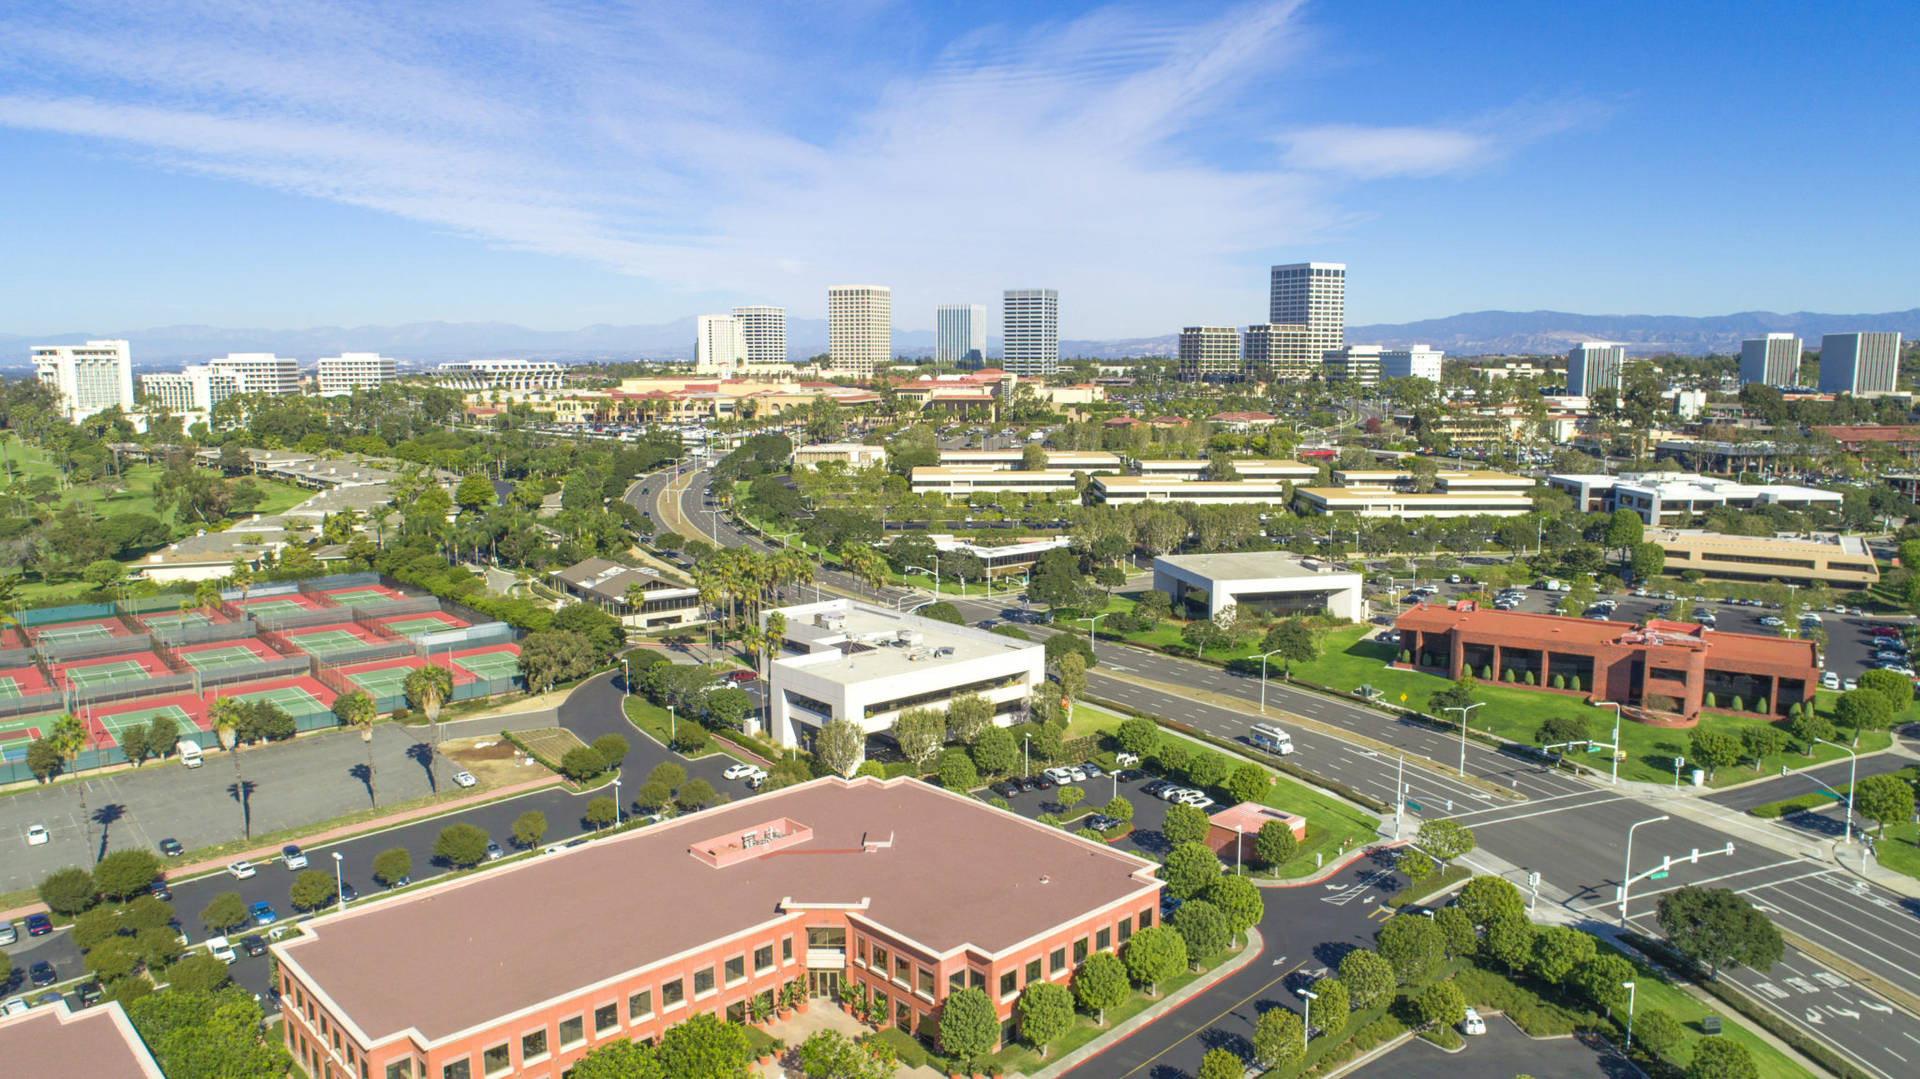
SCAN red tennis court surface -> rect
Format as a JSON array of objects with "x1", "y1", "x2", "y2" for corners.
[
  {"x1": 30, "y1": 616, "x2": 133, "y2": 645},
  {"x1": 54, "y1": 651, "x2": 172, "y2": 691},
  {"x1": 208, "y1": 675, "x2": 339, "y2": 716},
  {"x1": 87, "y1": 693, "x2": 211, "y2": 745},
  {"x1": 237, "y1": 592, "x2": 330, "y2": 611},
  {"x1": 174, "y1": 637, "x2": 285, "y2": 664},
  {"x1": 373, "y1": 611, "x2": 470, "y2": 634},
  {"x1": 0, "y1": 626, "x2": 29, "y2": 649},
  {"x1": 323, "y1": 584, "x2": 408, "y2": 603},
  {"x1": 0, "y1": 665, "x2": 54, "y2": 698}
]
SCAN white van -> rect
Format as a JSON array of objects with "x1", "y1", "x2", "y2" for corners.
[
  {"x1": 1250, "y1": 724, "x2": 1295, "y2": 756},
  {"x1": 207, "y1": 936, "x2": 237, "y2": 964},
  {"x1": 178, "y1": 739, "x2": 203, "y2": 768}
]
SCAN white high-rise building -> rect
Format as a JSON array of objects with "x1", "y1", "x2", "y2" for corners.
[
  {"x1": 1002, "y1": 289, "x2": 1059, "y2": 377},
  {"x1": 1379, "y1": 345, "x2": 1445, "y2": 382},
  {"x1": 1177, "y1": 326, "x2": 1242, "y2": 381},
  {"x1": 1739, "y1": 333, "x2": 1802, "y2": 389},
  {"x1": 936, "y1": 305, "x2": 988, "y2": 367},
  {"x1": 316, "y1": 353, "x2": 397, "y2": 396},
  {"x1": 1269, "y1": 262, "x2": 1345, "y2": 360},
  {"x1": 1818, "y1": 332, "x2": 1903, "y2": 396},
  {"x1": 32, "y1": 340, "x2": 133, "y2": 421},
  {"x1": 827, "y1": 286, "x2": 891, "y2": 379},
  {"x1": 140, "y1": 365, "x2": 240, "y2": 412},
  {"x1": 1242, "y1": 324, "x2": 1318, "y2": 381},
  {"x1": 1566, "y1": 342, "x2": 1625, "y2": 396},
  {"x1": 731, "y1": 306, "x2": 787, "y2": 368},
  {"x1": 694, "y1": 314, "x2": 748, "y2": 376},
  {"x1": 206, "y1": 353, "x2": 301, "y2": 396}
]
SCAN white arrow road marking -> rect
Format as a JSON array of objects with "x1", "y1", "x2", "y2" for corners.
[
  {"x1": 1271, "y1": 956, "x2": 1287, "y2": 967},
  {"x1": 1805, "y1": 1009, "x2": 1824, "y2": 1025},
  {"x1": 1826, "y1": 1006, "x2": 1861, "y2": 1020},
  {"x1": 1862, "y1": 1000, "x2": 1893, "y2": 1014}
]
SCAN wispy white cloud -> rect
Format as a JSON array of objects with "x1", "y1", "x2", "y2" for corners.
[{"x1": 0, "y1": 0, "x2": 1589, "y2": 334}]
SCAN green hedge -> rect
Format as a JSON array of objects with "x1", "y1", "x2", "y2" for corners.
[
  {"x1": 1451, "y1": 965, "x2": 1596, "y2": 1037},
  {"x1": 859, "y1": 1028, "x2": 932, "y2": 1070}
]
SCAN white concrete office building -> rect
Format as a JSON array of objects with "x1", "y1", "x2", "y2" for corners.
[
  {"x1": 936, "y1": 305, "x2": 987, "y2": 367},
  {"x1": 1152, "y1": 552, "x2": 1364, "y2": 622},
  {"x1": 32, "y1": 340, "x2": 133, "y2": 422},
  {"x1": 1566, "y1": 342, "x2": 1625, "y2": 396},
  {"x1": 731, "y1": 306, "x2": 787, "y2": 368},
  {"x1": 1817, "y1": 332, "x2": 1902, "y2": 396},
  {"x1": 1178, "y1": 326, "x2": 1243, "y2": 381},
  {"x1": 206, "y1": 353, "x2": 302, "y2": 396},
  {"x1": 1242, "y1": 323, "x2": 1319, "y2": 381},
  {"x1": 694, "y1": 314, "x2": 748, "y2": 376},
  {"x1": 316, "y1": 353, "x2": 397, "y2": 396},
  {"x1": 437, "y1": 359, "x2": 567, "y2": 390},
  {"x1": 1380, "y1": 345, "x2": 1444, "y2": 382},
  {"x1": 760, "y1": 599, "x2": 1045, "y2": 752},
  {"x1": 1545, "y1": 472, "x2": 1843, "y2": 524},
  {"x1": 140, "y1": 364, "x2": 239, "y2": 413},
  {"x1": 828, "y1": 285, "x2": 892, "y2": 379},
  {"x1": 1269, "y1": 262, "x2": 1345, "y2": 361},
  {"x1": 1321, "y1": 346, "x2": 1381, "y2": 387},
  {"x1": 1739, "y1": 333, "x2": 1801, "y2": 389},
  {"x1": 1002, "y1": 289, "x2": 1059, "y2": 377}
]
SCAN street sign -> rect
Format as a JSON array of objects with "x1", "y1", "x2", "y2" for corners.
[
  {"x1": 1588, "y1": 744, "x2": 1605, "y2": 753},
  {"x1": 1405, "y1": 800, "x2": 1423, "y2": 812},
  {"x1": 1650, "y1": 871, "x2": 1669, "y2": 880}
]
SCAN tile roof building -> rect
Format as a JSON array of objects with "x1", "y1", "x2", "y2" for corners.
[{"x1": 0, "y1": 999, "x2": 166, "y2": 1079}]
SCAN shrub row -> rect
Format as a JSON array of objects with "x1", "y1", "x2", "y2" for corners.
[{"x1": 1450, "y1": 965, "x2": 1595, "y2": 1037}]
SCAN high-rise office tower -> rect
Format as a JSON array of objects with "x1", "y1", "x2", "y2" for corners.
[
  {"x1": 1242, "y1": 323, "x2": 1318, "y2": 381},
  {"x1": 1739, "y1": 333, "x2": 1802, "y2": 388},
  {"x1": 1002, "y1": 289, "x2": 1059, "y2": 377},
  {"x1": 1566, "y1": 342, "x2": 1625, "y2": 396},
  {"x1": 827, "y1": 286, "x2": 891, "y2": 379},
  {"x1": 1177, "y1": 326, "x2": 1242, "y2": 381},
  {"x1": 731, "y1": 306, "x2": 787, "y2": 368},
  {"x1": 207, "y1": 353, "x2": 301, "y2": 396},
  {"x1": 936, "y1": 305, "x2": 988, "y2": 367},
  {"x1": 316, "y1": 353, "x2": 398, "y2": 396},
  {"x1": 695, "y1": 314, "x2": 747, "y2": 375},
  {"x1": 31, "y1": 340, "x2": 134, "y2": 422},
  {"x1": 1268, "y1": 262, "x2": 1346, "y2": 360},
  {"x1": 1818, "y1": 332, "x2": 1903, "y2": 396}
]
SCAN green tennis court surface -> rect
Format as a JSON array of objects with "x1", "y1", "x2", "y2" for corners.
[
  {"x1": 244, "y1": 598, "x2": 310, "y2": 614},
  {"x1": 35, "y1": 623, "x2": 118, "y2": 644},
  {"x1": 63, "y1": 660, "x2": 153, "y2": 688},
  {"x1": 0, "y1": 677, "x2": 22, "y2": 700},
  {"x1": 141, "y1": 610, "x2": 211, "y2": 629},
  {"x1": 383, "y1": 616, "x2": 455, "y2": 635},
  {"x1": 328, "y1": 588, "x2": 397, "y2": 606},
  {"x1": 288, "y1": 630, "x2": 370, "y2": 656},
  {"x1": 181, "y1": 646, "x2": 265, "y2": 671},
  {"x1": 348, "y1": 665, "x2": 413, "y2": 697},
  {"x1": 230, "y1": 686, "x2": 330, "y2": 716},
  {"x1": 454, "y1": 651, "x2": 521, "y2": 680},
  {"x1": 98, "y1": 704, "x2": 193, "y2": 740}
]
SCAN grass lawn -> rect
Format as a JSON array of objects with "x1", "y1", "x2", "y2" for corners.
[
  {"x1": 620, "y1": 696, "x2": 736, "y2": 761},
  {"x1": 984, "y1": 945, "x2": 1238, "y2": 1074},
  {"x1": 1873, "y1": 822, "x2": 1920, "y2": 882},
  {"x1": 1603, "y1": 947, "x2": 1807, "y2": 1079}
]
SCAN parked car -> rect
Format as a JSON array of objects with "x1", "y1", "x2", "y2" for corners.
[
  {"x1": 227, "y1": 860, "x2": 256, "y2": 879},
  {"x1": 25, "y1": 913, "x2": 53, "y2": 937},
  {"x1": 723, "y1": 763, "x2": 760, "y2": 780},
  {"x1": 1760, "y1": 616, "x2": 1783, "y2": 627},
  {"x1": 281, "y1": 845, "x2": 308, "y2": 870},
  {"x1": 249, "y1": 901, "x2": 277, "y2": 926},
  {"x1": 1871, "y1": 626, "x2": 1901, "y2": 638},
  {"x1": 1459, "y1": 1006, "x2": 1487, "y2": 1035},
  {"x1": 1, "y1": 998, "x2": 28, "y2": 1018},
  {"x1": 1030, "y1": 773, "x2": 1055, "y2": 791},
  {"x1": 993, "y1": 781, "x2": 1020, "y2": 798},
  {"x1": 1157, "y1": 785, "x2": 1193, "y2": 802},
  {"x1": 1176, "y1": 792, "x2": 1216, "y2": 810},
  {"x1": 29, "y1": 961, "x2": 56, "y2": 988},
  {"x1": 76, "y1": 981, "x2": 103, "y2": 1008},
  {"x1": 485, "y1": 842, "x2": 505, "y2": 862},
  {"x1": 158, "y1": 837, "x2": 184, "y2": 857},
  {"x1": 384, "y1": 875, "x2": 413, "y2": 891},
  {"x1": 1044, "y1": 766, "x2": 1075, "y2": 784},
  {"x1": 1080, "y1": 761, "x2": 1105, "y2": 779},
  {"x1": 25, "y1": 824, "x2": 49, "y2": 846},
  {"x1": 723, "y1": 669, "x2": 757, "y2": 685},
  {"x1": 149, "y1": 878, "x2": 171, "y2": 901},
  {"x1": 451, "y1": 770, "x2": 478, "y2": 788},
  {"x1": 1822, "y1": 672, "x2": 1841, "y2": 689},
  {"x1": 1012, "y1": 776, "x2": 1035, "y2": 793},
  {"x1": 1843, "y1": 678, "x2": 1859, "y2": 691},
  {"x1": 240, "y1": 934, "x2": 268, "y2": 958},
  {"x1": 207, "y1": 936, "x2": 237, "y2": 964},
  {"x1": 0, "y1": 922, "x2": 14, "y2": 946}
]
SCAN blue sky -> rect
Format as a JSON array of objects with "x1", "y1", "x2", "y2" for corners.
[{"x1": 1, "y1": 0, "x2": 1914, "y2": 338}]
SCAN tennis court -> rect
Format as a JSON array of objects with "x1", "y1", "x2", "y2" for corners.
[
  {"x1": 238, "y1": 597, "x2": 314, "y2": 615},
  {"x1": 285, "y1": 626, "x2": 380, "y2": 658},
  {"x1": 225, "y1": 682, "x2": 334, "y2": 718},
  {"x1": 380, "y1": 614, "x2": 466, "y2": 636},
  {"x1": 178, "y1": 644, "x2": 269, "y2": 671},
  {"x1": 0, "y1": 717, "x2": 51, "y2": 759},
  {"x1": 138, "y1": 609, "x2": 213, "y2": 631},
  {"x1": 452, "y1": 646, "x2": 521, "y2": 682},
  {"x1": 0, "y1": 667, "x2": 52, "y2": 699},
  {"x1": 347, "y1": 662, "x2": 417, "y2": 700},
  {"x1": 33, "y1": 619, "x2": 125, "y2": 645},
  {"x1": 95, "y1": 701, "x2": 198, "y2": 744},
  {"x1": 324, "y1": 585, "x2": 406, "y2": 606},
  {"x1": 59, "y1": 655, "x2": 165, "y2": 690}
]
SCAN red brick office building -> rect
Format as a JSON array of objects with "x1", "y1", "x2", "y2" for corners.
[
  {"x1": 272, "y1": 776, "x2": 1163, "y2": 1079},
  {"x1": 1394, "y1": 603, "x2": 1820, "y2": 719}
]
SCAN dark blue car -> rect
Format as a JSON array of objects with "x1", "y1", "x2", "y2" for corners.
[{"x1": 24, "y1": 913, "x2": 52, "y2": 937}]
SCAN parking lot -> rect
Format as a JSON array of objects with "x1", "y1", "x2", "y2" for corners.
[{"x1": 1353, "y1": 1016, "x2": 1626, "y2": 1079}]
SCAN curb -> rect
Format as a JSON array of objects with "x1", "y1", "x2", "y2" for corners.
[{"x1": 1257, "y1": 841, "x2": 1403, "y2": 889}]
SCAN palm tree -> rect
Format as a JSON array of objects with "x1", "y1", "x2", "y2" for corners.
[
  {"x1": 47, "y1": 713, "x2": 93, "y2": 859},
  {"x1": 0, "y1": 572, "x2": 21, "y2": 645},
  {"x1": 368, "y1": 504, "x2": 395, "y2": 548},
  {"x1": 208, "y1": 696, "x2": 251, "y2": 838},
  {"x1": 403, "y1": 665, "x2": 455, "y2": 788},
  {"x1": 192, "y1": 577, "x2": 223, "y2": 612}
]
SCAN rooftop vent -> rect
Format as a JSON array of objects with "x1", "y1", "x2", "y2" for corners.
[{"x1": 897, "y1": 629, "x2": 923, "y2": 645}]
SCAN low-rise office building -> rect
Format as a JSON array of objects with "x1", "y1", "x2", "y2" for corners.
[
  {"x1": 1129, "y1": 458, "x2": 1317, "y2": 482},
  {"x1": 931, "y1": 535, "x2": 1072, "y2": 579},
  {"x1": 1546, "y1": 472, "x2": 1842, "y2": 523},
  {"x1": 792, "y1": 442, "x2": 889, "y2": 469},
  {"x1": 911, "y1": 467, "x2": 1082, "y2": 497},
  {"x1": 1293, "y1": 487, "x2": 1533, "y2": 518},
  {"x1": 550, "y1": 557, "x2": 704, "y2": 629},
  {"x1": 273, "y1": 776, "x2": 1162, "y2": 1079},
  {"x1": 936, "y1": 449, "x2": 1122, "y2": 471},
  {"x1": 1394, "y1": 603, "x2": 1819, "y2": 719},
  {"x1": 1090, "y1": 475, "x2": 1294, "y2": 505},
  {"x1": 1152, "y1": 552, "x2": 1364, "y2": 621},
  {"x1": 0, "y1": 999, "x2": 165, "y2": 1079},
  {"x1": 762, "y1": 600, "x2": 1045, "y2": 751},
  {"x1": 1647, "y1": 529, "x2": 1880, "y2": 587},
  {"x1": 438, "y1": 359, "x2": 567, "y2": 390}
]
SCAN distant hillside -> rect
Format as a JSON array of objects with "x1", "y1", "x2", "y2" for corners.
[{"x1": 1345, "y1": 308, "x2": 1920, "y2": 357}]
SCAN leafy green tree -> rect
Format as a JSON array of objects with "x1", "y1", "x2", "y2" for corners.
[
  {"x1": 1338, "y1": 948, "x2": 1396, "y2": 1010},
  {"x1": 1310, "y1": 977, "x2": 1349, "y2": 1035},
  {"x1": 1790, "y1": 711, "x2": 1834, "y2": 755},
  {"x1": 1856, "y1": 669, "x2": 1913, "y2": 714},
  {"x1": 1057, "y1": 785, "x2": 1086, "y2": 815},
  {"x1": 1535, "y1": 714, "x2": 1590, "y2": 749},
  {"x1": 1656, "y1": 886, "x2": 1784, "y2": 979},
  {"x1": 585, "y1": 796, "x2": 619, "y2": 829},
  {"x1": 1072, "y1": 952, "x2": 1130, "y2": 1025},
  {"x1": 815, "y1": 718, "x2": 866, "y2": 778},
  {"x1": 1102, "y1": 796, "x2": 1134, "y2": 825},
  {"x1": 38, "y1": 866, "x2": 97, "y2": 916},
  {"x1": 1171, "y1": 899, "x2": 1231, "y2": 963},
  {"x1": 1741, "y1": 725, "x2": 1789, "y2": 770},
  {"x1": 1686, "y1": 1036, "x2": 1759, "y2": 1079},
  {"x1": 165, "y1": 954, "x2": 233, "y2": 993},
  {"x1": 121, "y1": 894, "x2": 176, "y2": 933},
  {"x1": 1223, "y1": 763, "x2": 1269, "y2": 805},
  {"x1": 1396, "y1": 848, "x2": 1435, "y2": 885},
  {"x1": 432, "y1": 822, "x2": 490, "y2": 868},
  {"x1": 946, "y1": 693, "x2": 995, "y2": 744},
  {"x1": 1254, "y1": 819, "x2": 1298, "y2": 871},
  {"x1": 1529, "y1": 925, "x2": 1597, "y2": 987},
  {"x1": 1856, "y1": 773, "x2": 1916, "y2": 835},
  {"x1": 1162, "y1": 841, "x2": 1223, "y2": 900},
  {"x1": 1197, "y1": 1048, "x2": 1242, "y2": 1079},
  {"x1": 1835, "y1": 688, "x2": 1895, "y2": 746},
  {"x1": 1415, "y1": 980, "x2": 1467, "y2": 1028},
  {"x1": 1122, "y1": 925, "x2": 1188, "y2": 996},
  {"x1": 1427, "y1": 675, "x2": 1477, "y2": 716},
  {"x1": 1162, "y1": 802, "x2": 1210, "y2": 847},
  {"x1": 1571, "y1": 953, "x2": 1635, "y2": 1016},
  {"x1": 938, "y1": 986, "x2": 1000, "y2": 1062},
  {"x1": 1183, "y1": 750, "x2": 1230, "y2": 791},
  {"x1": 654, "y1": 1010, "x2": 750, "y2": 1079},
  {"x1": 591, "y1": 733, "x2": 629, "y2": 770},
  {"x1": 1376, "y1": 915, "x2": 1446, "y2": 984},
  {"x1": 199, "y1": 890, "x2": 247, "y2": 933},
  {"x1": 512, "y1": 810, "x2": 548, "y2": 848},
  {"x1": 85, "y1": 935, "x2": 139, "y2": 981},
  {"x1": 795, "y1": 1029, "x2": 894, "y2": 1079},
  {"x1": 1486, "y1": 908, "x2": 1536, "y2": 971},
  {"x1": 891, "y1": 708, "x2": 946, "y2": 769},
  {"x1": 129, "y1": 988, "x2": 291, "y2": 1078},
  {"x1": 372, "y1": 847, "x2": 411, "y2": 886},
  {"x1": 635, "y1": 779, "x2": 673, "y2": 812},
  {"x1": 1204, "y1": 875, "x2": 1263, "y2": 945},
  {"x1": 971, "y1": 726, "x2": 1018, "y2": 775},
  {"x1": 1687, "y1": 728, "x2": 1743, "y2": 780},
  {"x1": 1115, "y1": 716, "x2": 1160, "y2": 758},
  {"x1": 1016, "y1": 981, "x2": 1074, "y2": 1057},
  {"x1": 1416, "y1": 818, "x2": 1476, "y2": 865},
  {"x1": 677, "y1": 779, "x2": 718, "y2": 810},
  {"x1": 72, "y1": 907, "x2": 123, "y2": 950},
  {"x1": 1252, "y1": 1007, "x2": 1305, "y2": 1069},
  {"x1": 560, "y1": 745, "x2": 608, "y2": 781},
  {"x1": 1261, "y1": 619, "x2": 1320, "y2": 677},
  {"x1": 1633, "y1": 1008, "x2": 1685, "y2": 1061},
  {"x1": 1458, "y1": 874, "x2": 1525, "y2": 927},
  {"x1": 937, "y1": 748, "x2": 979, "y2": 791},
  {"x1": 289, "y1": 870, "x2": 339, "y2": 911},
  {"x1": 1630, "y1": 542, "x2": 1666, "y2": 582},
  {"x1": 568, "y1": 1039, "x2": 665, "y2": 1079},
  {"x1": 1434, "y1": 906, "x2": 1479, "y2": 958}
]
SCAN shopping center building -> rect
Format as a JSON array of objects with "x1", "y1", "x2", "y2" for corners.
[{"x1": 271, "y1": 777, "x2": 1162, "y2": 1079}]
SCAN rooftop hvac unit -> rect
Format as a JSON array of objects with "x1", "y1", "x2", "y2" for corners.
[
  {"x1": 897, "y1": 629, "x2": 924, "y2": 645},
  {"x1": 816, "y1": 612, "x2": 845, "y2": 631}
]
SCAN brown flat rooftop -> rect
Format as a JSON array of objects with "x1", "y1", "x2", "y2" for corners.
[
  {"x1": 277, "y1": 776, "x2": 1158, "y2": 1045},
  {"x1": 1396, "y1": 604, "x2": 1818, "y2": 665},
  {"x1": 0, "y1": 1001, "x2": 165, "y2": 1079}
]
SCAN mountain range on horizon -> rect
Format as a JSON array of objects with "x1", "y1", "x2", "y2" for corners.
[{"x1": 2, "y1": 307, "x2": 1915, "y2": 369}]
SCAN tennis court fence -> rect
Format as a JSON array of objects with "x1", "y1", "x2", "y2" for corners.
[
  {"x1": 255, "y1": 606, "x2": 351, "y2": 632},
  {"x1": 150, "y1": 616, "x2": 258, "y2": 649},
  {"x1": 351, "y1": 608, "x2": 404, "y2": 644},
  {"x1": 229, "y1": 581, "x2": 301, "y2": 601},
  {"x1": 354, "y1": 596, "x2": 442, "y2": 619},
  {"x1": 73, "y1": 671, "x2": 197, "y2": 710},
  {"x1": 150, "y1": 638, "x2": 186, "y2": 674},
  {"x1": 0, "y1": 742, "x2": 129, "y2": 785},
  {"x1": 323, "y1": 640, "x2": 417, "y2": 667},
  {"x1": 450, "y1": 673, "x2": 523, "y2": 701},
  {"x1": 16, "y1": 602, "x2": 115, "y2": 628},
  {"x1": 41, "y1": 632, "x2": 155, "y2": 664},
  {"x1": 111, "y1": 607, "x2": 146, "y2": 636},
  {"x1": 194, "y1": 655, "x2": 311, "y2": 694},
  {"x1": 416, "y1": 621, "x2": 516, "y2": 652},
  {"x1": 311, "y1": 658, "x2": 359, "y2": 700},
  {"x1": 311, "y1": 571, "x2": 384, "y2": 591},
  {"x1": 0, "y1": 645, "x2": 36, "y2": 669},
  {"x1": 0, "y1": 689, "x2": 64, "y2": 721}
]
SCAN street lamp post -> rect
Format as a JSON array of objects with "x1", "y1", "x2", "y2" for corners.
[
  {"x1": 906, "y1": 562, "x2": 940, "y2": 597},
  {"x1": 332, "y1": 851, "x2": 344, "y2": 911},
  {"x1": 1592, "y1": 699, "x2": 1624, "y2": 785},
  {"x1": 1444, "y1": 702, "x2": 1484, "y2": 776},
  {"x1": 668, "y1": 705, "x2": 676, "y2": 744},
  {"x1": 1622, "y1": 981, "x2": 1637, "y2": 1051},
  {"x1": 1024, "y1": 732, "x2": 1031, "y2": 778},
  {"x1": 620, "y1": 657, "x2": 630, "y2": 698},
  {"x1": 1297, "y1": 987, "x2": 1318, "y2": 1051},
  {"x1": 1257, "y1": 648, "x2": 1285, "y2": 714},
  {"x1": 1619, "y1": 815, "x2": 1670, "y2": 928},
  {"x1": 613, "y1": 777, "x2": 622, "y2": 827},
  {"x1": 1079, "y1": 613, "x2": 1109, "y2": 658},
  {"x1": 1814, "y1": 737, "x2": 1860, "y2": 845}
]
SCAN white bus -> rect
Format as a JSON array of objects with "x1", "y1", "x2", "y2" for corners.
[{"x1": 1249, "y1": 724, "x2": 1294, "y2": 756}]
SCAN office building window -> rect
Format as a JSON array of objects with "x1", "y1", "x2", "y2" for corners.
[
  {"x1": 782, "y1": 937, "x2": 794, "y2": 963},
  {"x1": 385, "y1": 1061, "x2": 412, "y2": 1079},
  {"x1": 521, "y1": 1029, "x2": 547, "y2": 1061},
  {"x1": 629, "y1": 990, "x2": 653, "y2": 1021},
  {"x1": 999, "y1": 971, "x2": 1017, "y2": 999},
  {"x1": 1140, "y1": 907, "x2": 1154, "y2": 928},
  {"x1": 894, "y1": 956, "x2": 910, "y2": 984},
  {"x1": 871, "y1": 945, "x2": 889, "y2": 972},
  {"x1": 1118, "y1": 916, "x2": 1133, "y2": 943},
  {"x1": 559, "y1": 1016, "x2": 584, "y2": 1048},
  {"x1": 949, "y1": 971, "x2": 966, "y2": 994},
  {"x1": 918, "y1": 968, "x2": 935, "y2": 997},
  {"x1": 1026, "y1": 958, "x2": 1042, "y2": 982},
  {"x1": 755, "y1": 945, "x2": 774, "y2": 972},
  {"x1": 1097, "y1": 928, "x2": 1112, "y2": 951},
  {"x1": 1049, "y1": 948, "x2": 1067, "y2": 973},
  {"x1": 1073, "y1": 938, "x2": 1089, "y2": 963},
  {"x1": 663, "y1": 978, "x2": 685, "y2": 1008},
  {"x1": 595, "y1": 1003, "x2": 619, "y2": 1034},
  {"x1": 969, "y1": 970, "x2": 985, "y2": 991},
  {"x1": 482, "y1": 1044, "x2": 510, "y2": 1077},
  {"x1": 441, "y1": 1059, "x2": 470, "y2": 1079},
  {"x1": 725, "y1": 956, "x2": 746, "y2": 984},
  {"x1": 695, "y1": 967, "x2": 717, "y2": 996}
]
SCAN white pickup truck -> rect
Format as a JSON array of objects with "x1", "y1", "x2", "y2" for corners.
[{"x1": 207, "y1": 935, "x2": 237, "y2": 964}]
